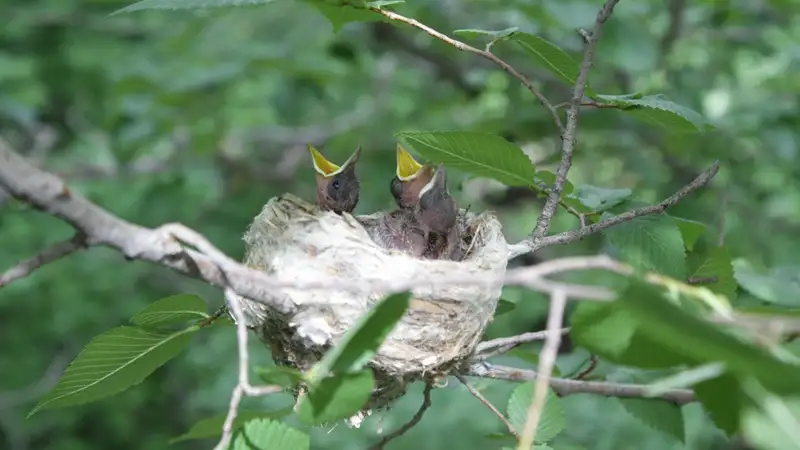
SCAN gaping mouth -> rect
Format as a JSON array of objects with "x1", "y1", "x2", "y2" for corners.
[
  {"x1": 308, "y1": 144, "x2": 360, "y2": 177},
  {"x1": 396, "y1": 144, "x2": 424, "y2": 181}
]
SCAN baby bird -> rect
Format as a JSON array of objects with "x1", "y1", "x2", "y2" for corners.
[
  {"x1": 388, "y1": 145, "x2": 462, "y2": 260},
  {"x1": 308, "y1": 144, "x2": 361, "y2": 214}
]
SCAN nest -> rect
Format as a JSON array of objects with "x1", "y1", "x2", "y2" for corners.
[{"x1": 225, "y1": 193, "x2": 508, "y2": 420}]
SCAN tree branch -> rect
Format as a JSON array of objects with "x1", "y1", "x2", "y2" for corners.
[
  {"x1": 455, "y1": 374, "x2": 518, "y2": 438},
  {"x1": 473, "y1": 328, "x2": 571, "y2": 360},
  {"x1": 528, "y1": 0, "x2": 621, "y2": 245},
  {"x1": 368, "y1": 7, "x2": 565, "y2": 134},
  {"x1": 465, "y1": 362, "x2": 696, "y2": 404},
  {"x1": 0, "y1": 234, "x2": 87, "y2": 288},
  {"x1": 508, "y1": 160, "x2": 720, "y2": 258}
]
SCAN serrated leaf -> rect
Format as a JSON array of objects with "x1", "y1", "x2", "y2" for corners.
[
  {"x1": 618, "y1": 398, "x2": 685, "y2": 444},
  {"x1": 672, "y1": 217, "x2": 707, "y2": 251},
  {"x1": 602, "y1": 214, "x2": 686, "y2": 279},
  {"x1": 232, "y1": 418, "x2": 309, "y2": 450},
  {"x1": 396, "y1": 131, "x2": 536, "y2": 187},
  {"x1": 570, "y1": 301, "x2": 638, "y2": 358},
  {"x1": 617, "y1": 280, "x2": 800, "y2": 395},
  {"x1": 453, "y1": 27, "x2": 518, "y2": 41},
  {"x1": 169, "y1": 408, "x2": 293, "y2": 443},
  {"x1": 507, "y1": 384, "x2": 565, "y2": 443},
  {"x1": 687, "y1": 244, "x2": 737, "y2": 300},
  {"x1": 30, "y1": 326, "x2": 196, "y2": 416},
  {"x1": 308, "y1": 292, "x2": 410, "y2": 384},
  {"x1": 112, "y1": 0, "x2": 276, "y2": 14},
  {"x1": 130, "y1": 294, "x2": 208, "y2": 328},
  {"x1": 594, "y1": 93, "x2": 712, "y2": 133},
  {"x1": 255, "y1": 366, "x2": 305, "y2": 388},
  {"x1": 571, "y1": 185, "x2": 632, "y2": 211},
  {"x1": 733, "y1": 260, "x2": 800, "y2": 307},
  {"x1": 510, "y1": 32, "x2": 592, "y2": 96},
  {"x1": 643, "y1": 363, "x2": 727, "y2": 397},
  {"x1": 307, "y1": 2, "x2": 386, "y2": 31},
  {"x1": 297, "y1": 370, "x2": 374, "y2": 425},
  {"x1": 695, "y1": 374, "x2": 743, "y2": 435},
  {"x1": 495, "y1": 298, "x2": 516, "y2": 316}
]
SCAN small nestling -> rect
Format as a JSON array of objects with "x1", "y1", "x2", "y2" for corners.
[
  {"x1": 415, "y1": 164, "x2": 462, "y2": 260},
  {"x1": 308, "y1": 144, "x2": 361, "y2": 214}
]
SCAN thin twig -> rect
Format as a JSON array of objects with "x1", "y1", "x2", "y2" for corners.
[
  {"x1": 574, "y1": 355, "x2": 599, "y2": 380},
  {"x1": 508, "y1": 160, "x2": 721, "y2": 258},
  {"x1": 455, "y1": 374, "x2": 518, "y2": 437},
  {"x1": 368, "y1": 7, "x2": 565, "y2": 134},
  {"x1": 466, "y1": 363, "x2": 696, "y2": 404},
  {"x1": 0, "y1": 234, "x2": 87, "y2": 288},
  {"x1": 517, "y1": 289, "x2": 567, "y2": 450},
  {"x1": 214, "y1": 293, "x2": 283, "y2": 450},
  {"x1": 528, "y1": 0, "x2": 621, "y2": 246},
  {"x1": 368, "y1": 382, "x2": 434, "y2": 450},
  {"x1": 474, "y1": 328, "x2": 571, "y2": 360}
]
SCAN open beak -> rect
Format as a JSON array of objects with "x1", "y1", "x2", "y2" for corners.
[
  {"x1": 419, "y1": 164, "x2": 448, "y2": 198},
  {"x1": 308, "y1": 144, "x2": 361, "y2": 177},
  {"x1": 396, "y1": 144, "x2": 424, "y2": 181}
]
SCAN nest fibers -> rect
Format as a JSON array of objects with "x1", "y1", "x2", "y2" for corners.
[{"x1": 225, "y1": 193, "x2": 508, "y2": 419}]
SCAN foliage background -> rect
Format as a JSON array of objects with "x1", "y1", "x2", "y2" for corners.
[{"x1": 1, "y1": 0, "x2": 798, "y2": 449}]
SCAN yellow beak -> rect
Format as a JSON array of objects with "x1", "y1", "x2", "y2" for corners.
[{"x1": 396, "y1": 144, "x2": 424, "y2": 181}]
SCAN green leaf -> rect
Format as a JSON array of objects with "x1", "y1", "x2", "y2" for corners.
[
  {"x1": 297, "y1": 370, "x2": 374, "y2": 425},
  {"x1": 695, "y1": 374, "x2": 743, "y2": 435},
  {"x1": 742, "y1": 390, "x2": 800, "y2": 450},
  {"x1": 232, "y1": 418, "x2": 310, "y2": 450},
  {"x1": 169, "y1": 408, "x2": 293, "y2": 443},
  {"x1": 395, "y1": 131, "x2": 536, "y2": 187},
  {"x1": 570, "y1": 301, "x2": 638, "y2": 358},
  {"x1": 308, "y1": 292, "x2": 410, "y2": 383},
  {"x1": 534, "y1": 170, "x2": 575, "y2": 196},
  {"x1": 255, "y1": 366, "x2": 305, "y2": 389},
  {"x1": 29, "y1": 326, "x2": 196, "y2": 416},
  {"x1": 453, "y1": 27, "x2": 518, "y2": 41},
  {"x1": 570, "y1": 185, "x2": 632, "y2": 211},
  {"x1": 672, "y1": 217, "x2": 708, "y2": 251},
  {"x1": 687, "y1": 244, "x2": 737, "y2": 300},
  {"x1": 618, "y1": 398, "x2": 685, "y2": 444},
  {"x1": 734, "y1": 260, "x2": 800, "y2": 307},
  {"x1": 112, "y1": 0, "x2": 277, "y2": 14},
  {"x1": 509, "y1": 33, "x2": 592, "y2": 95},
  {"x1": 495, "y1": 298, "x2": 516, "y2": 316},
  {"x1": 618, "y1": 280, "x2": 800, "y2": 394},
  {"x1": 130, "y1": 294, "x2": 208, "y2": 328},
  {"x1": 593, "y1": 94, "x2": 713, "y2": 133},
  {"x1": 602, "y1": 214, "x2": 686, "y2": 279},
  {"x1": 643, "y1": 363, "x2": 727, "y2": 397},
  {"x1": 307, "y1": 2, "x2": 386, "y2": 32},
  {"x1": 507, "y1": 384, "x2": 565, "y2": 443}
]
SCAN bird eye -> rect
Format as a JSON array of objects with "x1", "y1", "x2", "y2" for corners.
[{"x1": 331, "y1": 179, "x2": 341, "y2": 190}]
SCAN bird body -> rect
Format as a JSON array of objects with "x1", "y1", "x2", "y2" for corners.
[{"x1": 308, "y1": 144, "x2": 361, "y2": 214}]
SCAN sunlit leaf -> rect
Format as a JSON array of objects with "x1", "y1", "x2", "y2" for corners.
[
  {"x1": 130, "y1": 294, "x2": 208, "y2": 328},
  {"x1": 570, "y1": 185, "x2": 632, "y2": 211},
  {"x1": 594, "y1": 93, "x2": 713, "y2": 133},
  {"x1": 170, "y1": 408, "x2": 293, "y2": 443},
  {"x1": 687, "y1": 244, "x2": 737, "y2": 300},
  {"x1": 232, "y1": 418, "x2": 309, "y2": 450},
  {"x1": 29, "y1": 326, "x2": 197, "y2": 416},
  {"x1": 509, "y1": 32, "x2": 591, "y2": 95},
  {"x1": 672, "y1": 217, "x2": 708, "y2": 251},
  {"x1": 255, "y1": 366, "x2": 305, "y2": 389},
  {"x1": 602, "y1": 214, "x2": 686, "y2": 279},
  {"x1": 308, "y1": 292, "x2": 410, "y2": 383},
  {"x1": 396, "y1": 131, "x2": 536, "y2": 187},
  {"x1": 643, "y1": 363, "x2": 727, "y2": 397},
  {"x1": 507, "y1": 384, "x2": 565, "y2": 443},
  {"x1": 734, "y1": 260, "x2": 800, "y2": 306},
  {"x1": 297, "y1": 370, "x2": 374, "y2": 425}
]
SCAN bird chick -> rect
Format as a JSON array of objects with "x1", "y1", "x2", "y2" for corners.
[
  {"x1": 390, "y1": 144, "x2": 434, "y2": 209},
  {"x1": 415, "y1": 164, "x2": 463, "y2": 260},
  {"x1": 308, "y1": 144, "x2": 361, "y2": 214}
]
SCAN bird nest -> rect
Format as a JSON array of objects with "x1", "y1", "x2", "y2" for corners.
[{"x1": 225, "y1": 193, "x2": 508, "y2": 417}]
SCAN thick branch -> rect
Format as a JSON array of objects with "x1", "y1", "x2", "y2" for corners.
[
  {"x1": 529, "y1": 0, "x2": 621, "y2": 244},
  {"x1": 466, "y1": 362, "x2": 696, "y2": 405}
]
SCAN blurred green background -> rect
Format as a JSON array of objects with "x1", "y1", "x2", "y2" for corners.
[{"x1": 1, "y1": 0, "x2": 798, "y2": 449}]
